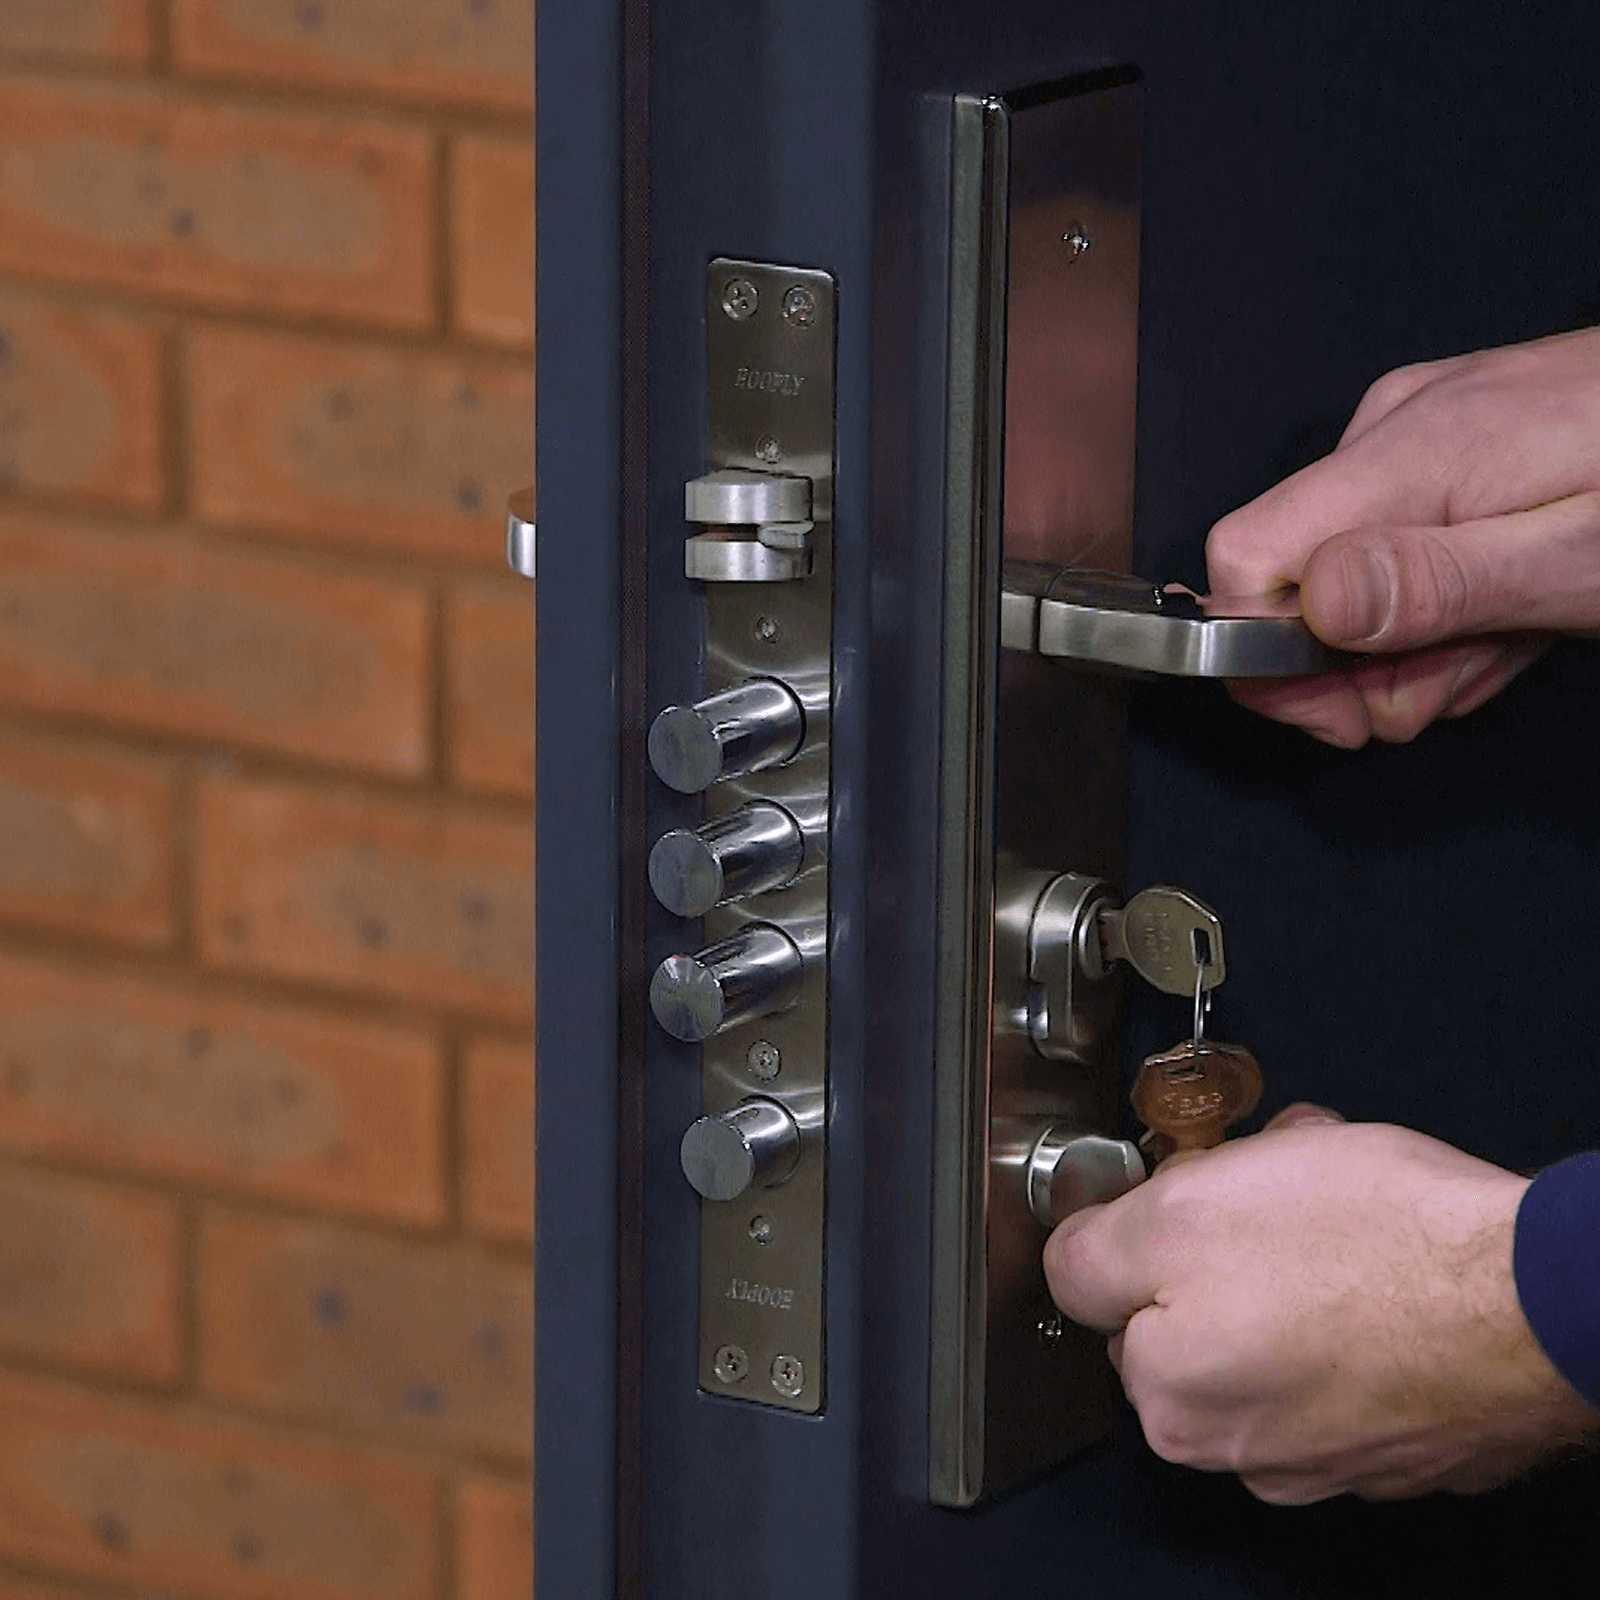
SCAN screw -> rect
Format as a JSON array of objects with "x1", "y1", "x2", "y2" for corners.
[
  {"x1": 770, "y1": 1354, "x2": 805, "y2": 1397},
  {"x1": 748, "y1": 1215, "x2": 774, "y2": 1245},
  {"x1": 721, "y1": 278, "x2": 759, "y2": 320},
  {"x1": 1061, "y1": 221, "x2": 1092, "y2": 261},
  {"x1": 755, "y1": 434, "x2": 782, "y2": 463},
  {"x1": 753, "y1": 616, "x2": 781, "y2": 645},
  {"x1": 1037, "y1": 1313, "x2": 1065, "y2": 1347},
  {"x1": 781, "y1": 286, "x2": 817, "y2": 327},
  {"x1": 746, "y1": 1039, "x2": 782, "y2": 1079},
  {"x1": 713, "y1": 1343, "x2": 750, "y2": 1383}
]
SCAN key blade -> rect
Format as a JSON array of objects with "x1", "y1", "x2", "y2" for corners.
[{"x1": 1118, "y1": 886, "x2": 1227, "y2": 996}]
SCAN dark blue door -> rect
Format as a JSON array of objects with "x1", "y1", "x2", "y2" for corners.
[{"x1": 537, "y1": 3, "x2": 1600, "y2": 1594}]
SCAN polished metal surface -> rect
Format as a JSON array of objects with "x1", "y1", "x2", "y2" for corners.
[
  {"x1": 680, "y1": 1097, "x2": 802, "y2": 1202},
  {"x1": 1098, "y1": 883, "x2": 1228, "y2": 996},
  {"x1": 649, "y1": 801, "x2": 804, "y2": 918},
  {"x1": 1023, "y1": 870, "x2": 1126, "y2": 1065},
  {"x1": 1026, "y1": 1127, "x2": 1146, "y2": 1228},
  {"x1": 683, "y1": 259, "x2": 836, "y2": 1415},
  {"x1": 1001, "y1": 562, "x2": 1342, "y2": 677},
  {"x1": 649, "y1": 922, "x2": 805, "y2": 1042},
  {"x1": 505, "y1": 488, "x2": 536, "y2": 578},
  {"x1": 931, "y1": 76, "x2": 1143, "y2": 1507},
  {"x1": 684, "y1": 534, "x2": 812, "y2": 582},
  {"x1": 647, "y1": 677, "x2": 805, "y2": 794},
  {"x1": 686, "y1": 468, "x2": 812, "y2": 526}
]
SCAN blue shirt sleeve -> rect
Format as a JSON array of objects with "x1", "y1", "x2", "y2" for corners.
[{"x1": 1512, "y1": 1151, "x2": 1600, "y2": 1409}]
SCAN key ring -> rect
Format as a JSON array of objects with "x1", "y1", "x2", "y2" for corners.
[{"x1": 1190, "y1": 954, "x2": 1211, "y2": 1053}]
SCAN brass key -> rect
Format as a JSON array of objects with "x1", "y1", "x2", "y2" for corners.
[
  {"x1": 1131, "y1": 935, "x2": 1261, "y2": 1157},
  {"x1": 1131, "y1": 1037, "x2": 1263, "y2": 1154}
]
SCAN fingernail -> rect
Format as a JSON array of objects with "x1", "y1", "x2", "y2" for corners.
[
  {"x1": 1333, "y1": 550, "x2": 1388, "y2": 641},
  {"x1": 1445, "y1": 645, "x2": 1503, "y2": 710}
]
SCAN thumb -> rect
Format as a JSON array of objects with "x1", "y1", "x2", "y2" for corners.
[{"x1": 1300, "y1": 493, "x2": 1600, "y2": 650}]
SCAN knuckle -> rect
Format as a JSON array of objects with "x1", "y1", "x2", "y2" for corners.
[{"x1": 1135, "y1": 1398, "x2": 1202, "y2": 1468}]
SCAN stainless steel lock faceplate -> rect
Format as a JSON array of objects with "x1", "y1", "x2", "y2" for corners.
[
  {"x1": 931, "y1": 74, "x2": 1143, "y2": 1506},
  {"x1": 679, "y1": 259, "x2": 836, "y2": 1414}
]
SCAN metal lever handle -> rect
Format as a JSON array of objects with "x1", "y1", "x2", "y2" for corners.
[{"x1": 1000, "y1": 561, "x2": 1349, "y2": 678}]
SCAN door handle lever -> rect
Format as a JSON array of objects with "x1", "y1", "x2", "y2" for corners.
[{"x1": 1001, "y1": 559, "x2": 1348, "y2": 678}]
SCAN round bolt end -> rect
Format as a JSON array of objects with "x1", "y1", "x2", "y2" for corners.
[
  {"x1": 648, "y1": 830, "x2": 725, "y2": 918},
  {"x1": 647, "y1": 706, "x2": 723, "y2": 794},
  {"x1": 650, "y1": 955, "x2": 725, "y2": 1042},
  {"x1": 679, "y1": 1098, "x2": 800, "y2": 1201},
  {"x1": 680, "y1": 1114, "x2": 758, "y2": 1201}
]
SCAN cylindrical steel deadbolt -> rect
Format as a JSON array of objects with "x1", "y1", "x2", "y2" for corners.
[
  {"x1": 1027, "y1": 1127, "x2": 1146, "y2": 1228},
  {"x1": 649, "y1": 922, "x2": 804, "y2": 1043},
  {"x1": 647, "y1": 678, "x2": 804, "y2": 794},
  {"x1": 680, "y1": 1097, "x2": 801, "y2": 1201},
  {"x1": 648, "y1": 801, "x2": 805, "y2": 918}
]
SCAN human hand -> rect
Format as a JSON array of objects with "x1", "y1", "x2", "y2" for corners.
[
  {"x1": 1206, "y1": 326, "x2": 1600, "y2": 746},
  {"x1": 1043, "y1": 1105, "x2": 1600, "y2": 1503}
]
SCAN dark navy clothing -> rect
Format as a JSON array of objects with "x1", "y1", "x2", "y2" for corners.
[{"x1": 1513, "y1": 1152, "x2": 1600, "y2": 1409}]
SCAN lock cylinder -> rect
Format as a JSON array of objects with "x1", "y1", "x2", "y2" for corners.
[
  {"x1": 649, "y1": 801, "x2": 805, "y2": 917},
  {"x1": 649, "y1": 922, "x2": 804, "y2": 1042},
  {"x1": 647, "y1": 678, "x2": 805, "y2": 794},
  {"x1": 1026, "y1": 1127, "x2": 1146, "y2": 1228}
]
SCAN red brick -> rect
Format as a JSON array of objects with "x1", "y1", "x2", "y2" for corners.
[
  {"x1": 195, "y1": 776, "x2": 532, "y2": 1019},
  {"x1": 0, "y1": 514, "x2": 430, "y2": 776},
  {"x1": 0, "y1": 0, "x2": 150, "y2": 65},
  {"x1": 0, "y1": 1167, "x2": 180, "y2": 1383},
  {"x1": 456, "y1": 1477, "x2": 531, "y2": 1600},
  {"x1": 446, "y1": 580, "x2": 532, "y2": 799},
  {"x1": 200, "y1": 1210, "x2": 531, "y2": 1457},
  {"x1": 460, "y1": 1036, "x2": 532, "y2": 1244},
  {"x1": 0, "y1": 286, "x2": 165, "y2": 508},
  {"x1": 0, "y1": 75, "x2": 433, "y2": 328},
  {"x1": 0, "y1": 952, "x2": 446, "y2": 1225},
  {"x1": 450, "y1": 136, "x2": 534, "y2": 348},
  {"x1": 172, "y1": 0, "x2": 533, "y2": 112},
  {"x1": 189, "y1": 325, "x2": 531, "y2": 563},
  {"x1": 0, "y1": 728, "x2": 173, "y2": 948},
  {"x1": 0, "y1": 1372, "x2": 438, "y2": 1600},
  {"x1": 0, "y1": 1575, "x2": 119, "y2": 1600}
]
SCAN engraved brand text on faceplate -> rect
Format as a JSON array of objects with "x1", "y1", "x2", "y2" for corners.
[
  {"x1": 733, "y1": 367, "x2": 806, "y2": 397},
  {"x1": 726, "y1": 1276, "x2": 795, "y2": 1310}
]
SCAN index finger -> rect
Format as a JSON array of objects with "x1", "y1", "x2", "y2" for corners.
[{"x1": 1206, "y1": 421, "x2": 1454, "y2": 597}]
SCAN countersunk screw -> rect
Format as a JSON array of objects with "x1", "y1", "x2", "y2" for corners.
[
  {"x1": 770, "y1": 1353, "x2": 805, "y2": 1397},
  {"x1": 713, "y1": 1343, "x2": 750, "y2": 1383},
  {"x1": 753, "y1": 616, "x2": 781, "y2": 646},
  {"x1": 746, "y1": 1039, "x2": 782, "y2": 1079},
  {"x1": 1061, "y1": 221, "x2": 1092, "y2": 261},
  {"x1": 748, "y1": 1214, "x2": 775, "y2": 1245},
  {"x1": 721, "y1": 278, "x2": 759, "y2": 320},
  {"x1": 781, "y1": 285, "x2": 817, "y2": 327},
  {"x1": 755, "y1": 434, "x2": 782, "y2": 463},
  {"x1": 1037, "y1": 1313, "x2": 1065, "y2": 1347}
]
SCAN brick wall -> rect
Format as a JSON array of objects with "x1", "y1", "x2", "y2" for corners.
[{"x1": 0, "y1": 5, "x2": 535, "y2": 1598}]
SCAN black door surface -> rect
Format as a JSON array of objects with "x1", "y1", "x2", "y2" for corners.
[{"x1": 535, "y1": 3, "x2": 1600, "y2": 1596}]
